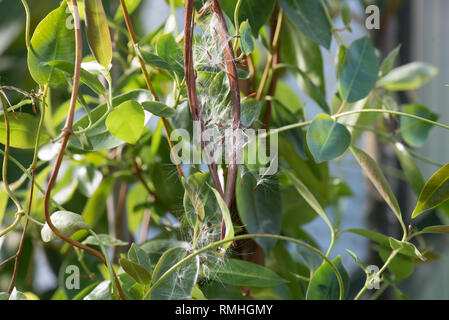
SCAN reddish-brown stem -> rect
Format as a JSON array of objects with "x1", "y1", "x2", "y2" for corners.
[
  {"x1": 43, "y1": 0, "x2": 125, "y2": 300},
  {"x1": 184, "y1": 0, "x2": 224, "y2": 197},
  {"x1": 209, "y1": 0, "x2": 242, "y2": 207},
  {"x1": 119, "y1": 0, "x2": 184, "y2": 180}
]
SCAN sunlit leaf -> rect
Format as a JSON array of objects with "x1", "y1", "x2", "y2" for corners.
[
  {"x1": 412, "y1": 162, "x2": 449, "y2": 218},
  {"x1": 84, "y1": 0, "x2": 112, "y2": 69},
  {"x1": 378, "y1": 62, "x2": 438, "y2": 91},
  {"x1": 28, "y1": 2, "x2": 75, "y2": 87},
  {"x1": 106, "y1": 100, "x2": 145, "y2": 144}
]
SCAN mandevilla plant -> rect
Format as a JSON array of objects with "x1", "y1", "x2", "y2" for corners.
[{"x1": 0, "y1": 0, "x2": 447, "y2": 301}]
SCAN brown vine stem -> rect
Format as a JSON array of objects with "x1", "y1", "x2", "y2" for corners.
[
  {"x1": 184, "y1": 0, "x2": 224, "y2": 197},
  {"x1": 43, "y1": 0, "x2": 125, "y2": 300},
  {"x1": 210, "y1": 0, "x2": 242, "y2": 211},
  {"x1": 119, "y1": 0, "x2": 184, "y2": 180}
]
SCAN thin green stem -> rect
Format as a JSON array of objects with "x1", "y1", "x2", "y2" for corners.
[
  {"x1": 143, "y1": 234, "x2": 344, "y2": 300},
  {"x1": 354, "y1": 249, "x2": 400, "y2": 300},
  {"x1": 232, "y1": 0, "x2": 243, "y2": 53},
  {"x1": 20, "y1": 0, "x2": 30, "y2": 48}
]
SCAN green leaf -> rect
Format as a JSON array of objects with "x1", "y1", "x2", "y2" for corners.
[
  {"x1": 48, "y1": 60, "x2": 106, "y2": 95},
  {"x1": 84, "y1": 0, "x2": 112, "y2": 69},
  {"x1": 151, "y1": 247, "x2": 199, "y2": 300},
  {"x1": 306, "y1": 256, "x2": 349, "y2": 300},
  {"x1": 341, "y1": 3, "x2": 352, "y2": 28},
  {"x1": 183, "y1": 177, "x2": 206, "y2": 227},
  {"x1": 285, "y1": 171, "x2": 333, "y2": 236},
  {"x1": 307, "y1": 114, "x2": 351, "y2": 163},
  {"x1": 128, "y1": 243, "x2": 152, "y2": 272},
  {"x1": 240, "y1": 98, "x2": 261, "y2": 127},
  {"x1": 378, "y1": 62, "x2": 438, "y2": 91},
  {"x1": 156, "y1": 33, "x2": 184, "y2": 79},
  {"x1": 83, "y1": 280, "x2": 112, "y2": 300},
  {"x1": 82, "y1": 234, "x2": 128, "y2": 247},
  {"x1": 69, "y1": 89, "x2": 153, "y2": 151},
  {"x1": 8, "y1": 288, "x2": 27, "y2": 300},
  {"x1": 119, "y1": 258, "x2": 152, "y2": 285},
  {"x1": 211, "y1": 186, "x2": 234, "y2": 253},
  {"x1": 350, "y1": 146, "x2": 403, "y2": 222},
  {"x1": 28, "y1": 2, "x2": 75, "y2": 87},
  {"x1": 41, "y1": 211, "x2": 91, "y2": 242},
  {"x1": 236, "y1": 170, "x2": 281, "y2": 253},
  {"x1": 239, "y1": 20, "x2": 254, "y2": 55},
  {"x1": 0, "y1": 112, "x2": 49, "y2": 149},
  {"x1": 279, "y1": 0, "x2": 332, "y2": 49},
  {"x1": 281, "y1": 19, "x2": 328, "y2": 113},
  {"x1": 389, "y1": 238, "x2": 426, "y2": 261},
  {"x1": 141, "y1": 101, "x2": 177, "y2": 118},
  {"x1": 106, "y1": 100, "x2": 145, "y2": 144},
  {"x1": 220, "y1": 0, "x2": 276, "y2": 36},
  {"x1": 0, "y1": 292, "x2": 9, "y2": 300},
  {"x1": 400, "y1": 104, "x2": 438, "y2": 148},
  {"x1": 208, "y1": 259, "x2": 288, "y2": 287},
  {"x1": 208, "y1": 71, "x2": 230, "y2": 108},
  {"x1": 339, "y1": 36, "x2": 379, "y2": 103},
  {"x1": 412, "y1": 162, "x2": 449, "y2": 218},
  {"x1": 380, "y1": 45, "x2": 401, "y2": 77},
  {"x1": 393, "y1": 142, "x2": 425, "y2": 195},
  {"x1": 421, "y1": 225, "x2": 449, "y2": 234}
]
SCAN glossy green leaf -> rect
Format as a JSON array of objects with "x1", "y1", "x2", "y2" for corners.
[
  {"x1": 41, "y1": 211, "x2": 91, "y2": 242},
  {"x1": 393, "y1": 142, "x2": 425, "y2": 195},
  {"x1": 306, "y1": 256, "x2": 349, "y2": 300},
  {"x1": 208, "y1": 259, "x2": 288, "y2": 287},
  {"x1": 389, "y1": 238, "x2": 426, "y2": 261},
  {"x1": 48, "y1": 60, "x2": 106, "y2": 95},
  {"x1": 350, "y1": 146, "x2": 403, "y2": 222},
  {"x1": 83, "y1": 280, "x2": 112, "y2": 300},
  {"x1": 236, "y1": 170, "x2": 281, "y2": 253},
  {"x1": 239, "y1": 20, "x2": 254, "y2": 55},
  {"x1": 400, "y1": 104, "x2": 438, "y2": 148},
  {"x1": 412, "y1": 162, "x2": 449, "y2": 218},
  {"x1": 151, "y1": 247, "x2": 199, "y2": 300},
  {"x1": 84, "y1": 0, "x2": 112, "y2": 69},
  {"x1": 281, "y1": 19, "x2": 328, "y2": 113},
  {"x1": 106, "y1": 100, "x2": 145, "y2": 144},
  {"x1": 0, "y1": 112, "x2": 49, "y2": 149},
  {"x1": 307, "y1": 114, "x2": 351, "y2": 163},
  {"x1": 28, "y1": 2, "x2": 75, "y2": 87},
  {"x1": 82, "y1": 234, "x2": 128, "y2": 247},
  {"x1": 378, "y1": 62, "x2": 438, "y2": 91},
  {"x1": 279, "y1": 0, "x2": 331, "y2": 49},
  {"x1": 339, "y1": 36, "x2": 379, "y2": 103},
  {"x1": 69, "y1": 89, "x2": 153, "y2": 151},
  {"x1": 220, "y1": 0, "x2": 276, "y2": 36}
]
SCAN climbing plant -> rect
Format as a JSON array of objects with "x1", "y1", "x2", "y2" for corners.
[{"x1": 0, "y1": 0, "x2": 447, "y2": 301}]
